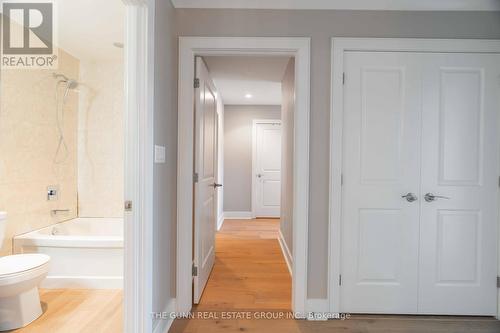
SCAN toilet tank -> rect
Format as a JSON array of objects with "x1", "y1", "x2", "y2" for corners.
[{"x1": 0, "y1": 212, "x2": 5, "y2": 249}]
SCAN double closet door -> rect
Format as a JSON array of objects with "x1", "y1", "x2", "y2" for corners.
[{"x1": 341, "y1": 51, "x2": 500, "y2": 315}]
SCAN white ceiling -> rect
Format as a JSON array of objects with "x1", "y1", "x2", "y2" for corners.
[
  {"x1": 204, "y1": 56, "x2": 291, "y2": 105},
  {"x1": 172, "y1": 0, "x2": 500, "y2": 11},
  {"x1": 56, "y1": 0, "x2": 124, "y2": 61}
]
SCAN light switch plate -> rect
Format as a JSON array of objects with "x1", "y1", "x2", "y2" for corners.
[{"x1": 154, "y1": 145, "x2": 166, "y2": 164}]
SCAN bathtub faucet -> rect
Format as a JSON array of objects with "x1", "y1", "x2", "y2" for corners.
[{"x1": 51, "y1": 209, "x2": 70, "y2": 216}]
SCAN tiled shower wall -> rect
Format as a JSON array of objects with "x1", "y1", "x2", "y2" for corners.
[
  {"x1": 77, "y1": 59, "x2": 124, "y2": 217},
  {"x1": 0, "y1": 50, "x2": 80, "y2": 255}
]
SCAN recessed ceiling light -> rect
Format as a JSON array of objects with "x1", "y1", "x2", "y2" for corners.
[{"x1": 245, "y1": 93, "x2": 253, "y2": 99}]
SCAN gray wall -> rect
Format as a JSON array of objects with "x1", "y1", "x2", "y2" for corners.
[
  {"x1": 153, "y1": 0, "x2": 177, "y2": 323},
  {"x1": 176, "y1": 9, "x2": 500, "y2": 299},
  {"x1": 223, "y1": 105, "x2": 281, "y2": 212},
  {"x1": 280, "y1": 58, "x2": 294, "y2": 255}
]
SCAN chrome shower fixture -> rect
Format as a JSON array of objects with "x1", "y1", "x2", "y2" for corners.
[{"x1": 52, "y1": 73, "x2": 79, "y2": 88}]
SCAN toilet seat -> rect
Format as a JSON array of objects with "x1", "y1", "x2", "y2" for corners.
[{"x1": 0, "y1": 254, "x2": 50, "y2": 276}]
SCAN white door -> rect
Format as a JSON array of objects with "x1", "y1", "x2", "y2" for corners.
[
  {"x1": 341, "y1": 51, "x2": 500, "y2": 315},
  {"x1": 253, "y1": 121, "x2": 282, "y2": 217},
  {"x1": 341, "y1": 52, "x2": 423, "y2": 314},
  {"x1": 418, "y1": 53, "x2": 500, "y2": 315},
  {"x1": 193, "y1": 57, "x2": 218, "y2": 303}
]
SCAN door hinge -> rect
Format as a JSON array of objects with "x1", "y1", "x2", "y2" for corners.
[
  {"x1": 124, "y1": 200, "x2": 132, "y2": 212},
  {"x1": 194, "y1": 78, "x2": 200, "y2": 88},
  {"x1": 498, "y1": 176, "x2": 500, "y2": 187},
  {"x1": 342, "y1": 73, "x2": 346, "y2": 85},
  {"x1": 339, "y1": 274, "x2": 342, "y2": 286},
  {"x1": 497, "y1": 276, "x2": 500, "y2": 288},
  {"x1": 192, "y1": 264, "x2": 198, "y2": 277},
  {"x1": 193, "y1": 173, "x2": 199, "y2": 183},
  {"x1": 341, "y1": 174, "x2": 344, "y2": 186}
]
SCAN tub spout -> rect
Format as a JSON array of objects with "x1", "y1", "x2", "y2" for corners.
[{"x1": 51, "y1": 209, "x2": 70, "y2": 216}]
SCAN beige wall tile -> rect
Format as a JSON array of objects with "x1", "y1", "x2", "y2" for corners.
[{"x1": 0, "y1": 49, "x2": 79, "y2": 255}]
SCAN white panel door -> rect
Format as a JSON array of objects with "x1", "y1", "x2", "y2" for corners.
[
  {"x1": 418, "y1": 53, "x2": 500, "y2": 315},
  {"x1": 253, "y1": 122, "x2": 282, "y2": 217},
  {"x1": 341, "y1": 52, "x2": 423, "y2": 313},
  {"x1": 193, "y1": 57, "x2": 218, "y2": 303},
  {"x1": 341, "y1": 51, "x2": 500, "y2": 316}
]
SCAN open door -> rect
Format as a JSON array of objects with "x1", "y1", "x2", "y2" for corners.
[{"x1": 193, "y1": 56, "x2": 219, "y2": 304}]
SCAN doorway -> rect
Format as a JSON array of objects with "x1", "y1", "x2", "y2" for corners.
[
  {"x1": 252, "y1": 119, "x2": 283, "y2": 218},
  {"x1": 177, "y1": 37, "x2": 311, "y2": 315},
  {"x1": 329, "y1": 38, "x2": 500, "y2": 317}
]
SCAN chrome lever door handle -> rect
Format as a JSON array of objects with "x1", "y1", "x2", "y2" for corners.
[
  {"x1": 424, "y1": 193, "x2": 450, "y2": 202},
  {"x1": 402, "y1": 193, "x2": 418, "y2": 202},
  {"x1": 212, "y1": 183, "x2": 223, "y2": 188}
]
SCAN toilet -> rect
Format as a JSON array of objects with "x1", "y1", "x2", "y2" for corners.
[{"x1": 0, "y1": 212, "x2": 50, "y2": 331}]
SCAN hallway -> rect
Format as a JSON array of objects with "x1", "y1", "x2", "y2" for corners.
[{"x1": 196, "y1": 218, "x2": 291, "y2": 311}]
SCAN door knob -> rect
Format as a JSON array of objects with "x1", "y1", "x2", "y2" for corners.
[
  {"x1": 401, "y1": 193, "x2": 418, "y2": 202},
  {"x1": 212, "y1": 183, "x2": 223, "y2": 188},
  {"x1": 424, "y1": 193, "x2": 450, "y2": 202},
  {"x1": 256, "y1": 174, "x2": 263, "y2": 178}
]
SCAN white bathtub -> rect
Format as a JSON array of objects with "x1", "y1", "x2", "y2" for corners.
[{"x1": 13, "y1": 217, "x2": 123, "y2": 289}]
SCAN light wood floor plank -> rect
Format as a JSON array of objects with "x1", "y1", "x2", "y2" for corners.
[{"x1": 10, "y1": 289, "x2": 122, "y2": 333}]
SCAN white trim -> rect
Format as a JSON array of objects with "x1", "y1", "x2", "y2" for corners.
[
  {"x1": 217, "y1": 214, "x2": 225, "y2": 230},
  {"x1": 278, "y1": 229, "x2": 293, "y2": 277},
  {"x1": 41, "y1": 276, "x2": 123, "y2": 289},
  {"x1": 252, "y1": 119, "x2": 282, "y2": 218},
  {"x1": 328, "y1": 37, "x2": 500, "y2": 315},
  {"x1": 306, "y1": 299, "x2": 330, "y2": 320},
  {"x1": 171, "y1": 0, "x2": 500, "y2": 11},
  {"x1": 153, "y1": 298, "x2": 177, "y2": 333},
  {"x1": 223, "y1": 211, "x2": 253, "y2": 219},
  {"x1": 123, "y1": 0, "x2": 155, "y2": 332},
  {"x1": 177, "y1": 37, "x2": 310, "y2": 316}
]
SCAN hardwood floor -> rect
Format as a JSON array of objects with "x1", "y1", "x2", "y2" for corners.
[
  {"x1": 196, "y1": 218, "x2": 291, "y2": 311},
  {"x1": 11, "y1": 289, "x2": 122, "y2": 333},
  {"x1": 169, "y1": 218, "x2": 500, "y2": 333}
]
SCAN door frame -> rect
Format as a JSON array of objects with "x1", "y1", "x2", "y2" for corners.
[
  {"x1": 177, "y1": 37, "x2": 311, "y2": 315},
  {"x1": 123, "y1": 0, "x2": 155, "y2": 332},
  {"x1": 252, "y1": 119, "x2": 282, "y2": 218},
  {"x1": 328, "y1": 38, "x2": 500, "y2": 316}
]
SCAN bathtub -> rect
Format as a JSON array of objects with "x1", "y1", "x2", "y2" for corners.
[{"x1": 13, "y1": 217, "x2": 123, "y2": 289}]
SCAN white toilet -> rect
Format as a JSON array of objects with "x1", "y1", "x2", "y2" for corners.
[{"x1": 0, "y1": 212, "x2": 50, "y2": 331}]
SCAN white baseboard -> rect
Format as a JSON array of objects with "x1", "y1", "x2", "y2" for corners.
[
  {"x1": 153, "y1": 298, "x2": 177, "y2": 333},
  {"x1": 306, "y1": 298, "x2": 330, "y2": 320},
  {"x1": 223, "y1": 211, "x2": 253, "y2": 219},
  {"x1": 278, "y1": 229, "x2": 293, "y2": 277},
  {"x1": 42, "y1": 276, "x2": 123, "y2": 289},
  {"x1": 217, "y1": 213, "x2": 225, "y2": 230}
]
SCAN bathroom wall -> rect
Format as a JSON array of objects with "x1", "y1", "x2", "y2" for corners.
[
  {"x1": 0, "y1": 50, "x2": 80, "y2": 256},
  {"x1": 77, "y1": 59, "x2": 124, "y2": 217}
]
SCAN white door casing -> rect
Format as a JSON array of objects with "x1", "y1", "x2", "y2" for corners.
[
  {"x1": 178, "y1": 37, "x2": 310, "y2": 315},
  {"x1": 193, "y1": 57, "x2": 218, "y2": 304},
  {"x1": 253, "y1": 120, "x2": 282, "y2": 218},
  {"x1": 339, "y1": 49, "x2": 500, "y2": 315}
]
